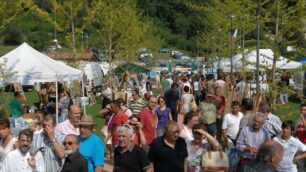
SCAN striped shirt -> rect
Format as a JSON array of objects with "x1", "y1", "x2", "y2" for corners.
[
  {"x1": 129, "y1": 99, "x2": 146, "y2": 116},
  {"x1": 32, "y1": 132, "x2": 65, "y2": 172},
  {"x1": 263, "y1": 113, "x2": 282, "y2": 137}
]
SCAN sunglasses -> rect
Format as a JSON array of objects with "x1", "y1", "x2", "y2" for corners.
[{"x1": 63, "y1": 141, "x2": 74, "y2": 146}]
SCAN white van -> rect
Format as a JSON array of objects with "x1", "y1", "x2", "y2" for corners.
[{"x1": 82, "y1": 62, "x2": 105, "y2": 93}]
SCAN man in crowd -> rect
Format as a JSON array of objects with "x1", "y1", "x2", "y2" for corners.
[
  {"x1": 129, "y1": 88, "x2": 146, "y2": 117},
  {"x1": 78, "y1": 115, "x2": 104, "y2": 172},
  {"x1": 238, "y1": 140, "x2": 284, "y2": 172},
  {"x1": 105, "y1": 99, "x2": 128, "y2": 146},
  {"x1": 259, "y1": 103, "x2": 282, "y2": 138},
  {"x1": 148, "y1": 121, "x2": 188, "y2": 172},
  {"x1": 239, "y1": 98, "x2": 254, "y2": 129},
  {"x1": 3, "y1": 129, "x2": 45, "y2": 172},
  {"x1": 222, "y1": 101, "x2": 243, "y2": 149},
  {"x1": 295, "y1": 103, "x2": 306, "y2": 172},
  {"x1": 114, "y1": 124, "x2": 152, "y2": 172},
  {"x1": 164, "y1": 83, "x2": 180, "y2": 121},
  {"x1": 199, "y1": 93, "x2": 217, "y2": 137},
  {"x1": 32, "y1": 114, "x2": 65, "y2": 172},
  {"x1": 61, "y1": 134, "x2": 88, "y2": 172},
  {"x1": 55, "y1": 105, "x2": 81, "y2": 136},
  {"x1": 236, "y1": 113, "x2": 270, "y2": 162},
  {"x1": 139, "y1": 96, "x2": 158, "y2": 145},
  {"x1": 274, "y1": 120, "x2": 306, "y2": 172},
  {"x1": 10, "y1": 91, "x2": 23, "y2": 118},
  {"x1": 212, "y1": 86, "x2": 226, "y2": 141}
]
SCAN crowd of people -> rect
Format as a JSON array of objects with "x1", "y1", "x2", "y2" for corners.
[{"x1": 0, "y1": 71, "x2": 305, "y2": 172}]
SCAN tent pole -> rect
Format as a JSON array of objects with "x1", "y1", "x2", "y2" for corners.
[
  {"x1": 56, "y1": 79, "x2": 59, "y2": 124},
  {"x1": 82, "y1": 78, "x2": 86, "y2": 115}
]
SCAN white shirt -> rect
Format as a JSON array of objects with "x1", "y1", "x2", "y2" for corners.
[
  {"x1": 179, "y1": 125, "x2": 194, "y2": 142},
  {"x1": 193, "y1": 81, "x2": 200, "y2": 91},
  {"x1": 274, "y1": 136, "x2": 306, "y2": 172},
  {"x1": 0, "y1": 137, "x2": 17, "y2": 170},
  {"x1": 222, "y1": 112, "x2": 243, "y2": 139},
  {"x1": 2, "y1": 149, "x2": 45, "y2": 172}
]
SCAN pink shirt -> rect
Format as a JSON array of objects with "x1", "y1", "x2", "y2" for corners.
[{"x1": 55, "y1": 119, "x2": 79, "y2": 136}]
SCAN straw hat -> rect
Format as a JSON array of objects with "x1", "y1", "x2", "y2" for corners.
[{"x1": 76, "y1": 115, "x2": 95, "y2": 125}]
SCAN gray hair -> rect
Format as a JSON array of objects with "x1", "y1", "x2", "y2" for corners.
[
  {"x1": 65, "y1": 134, "x2": 80, "y2": 145},
  {"x1": 117, "y1": 124, "x2": 134, "y2": 137},
  {"x1": 259, "y1": 103, "x2": 271, "y2": 113},
  {"x1": 254, "y1": 112, "x2": 265, "y2": 119},
  {"x1": 256, "y1": 140, "x2": 284, "y2": 162}
]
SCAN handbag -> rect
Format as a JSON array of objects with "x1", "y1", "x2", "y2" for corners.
[
  {"x1": 191, "y1": 98, "x2": 198, "y2": 111},
  {"x1": 228, "y1": 147, "x2": 241, "y2": 167},
  {"x1": 202, "y1": 148, "x2": 229, "y2": 171}
]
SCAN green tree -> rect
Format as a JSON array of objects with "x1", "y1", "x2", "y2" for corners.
[{"x1": 89, "y1": 0, "x2": 162, "y2": 62}]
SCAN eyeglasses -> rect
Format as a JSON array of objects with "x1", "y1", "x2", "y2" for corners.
[
  {"x1": 150, "y1": 101, "x2": 158, "y2": 103},
  {"x1": 63, "y1": 141, "x2": 74, "y2": 146},
  {"x1": 158, "y1": 100, "x2": 164, "y2": 103}
]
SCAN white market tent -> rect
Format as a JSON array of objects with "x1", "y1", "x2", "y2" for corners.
[
  {"x1": 0, "y1": 42, "x2": 84, "y2": 123},
  {"x1": 215, "y1": 49, "x2": 302, "y2": 72}
]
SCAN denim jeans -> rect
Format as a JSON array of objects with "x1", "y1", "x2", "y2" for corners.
[{"x1": 279, "y1": 93, "x2": 288, "y2": 104}]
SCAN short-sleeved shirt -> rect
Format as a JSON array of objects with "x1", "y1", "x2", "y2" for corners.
[
  {"x1": 148, "y1": 136, "x2": 188, "y2": 172},
  {"x1": 55, "y1": 119, "x2": 79, "y2": 136},
  {"x1": 263, "y1": 113, "x2": 282, "y2": 137},
  {"x1": 139, "y1": 107, "x2": 157, "y2": 145},
  {"x1": 199, "y1": 102, "x2": 216, "y2": 125},
  {"x1": 222, "y1": 112, "x2": 243, "y2": 140},
  {"x1": 155, "y1": 107, "x2": 171, "y2": 129},
  {"x1": 79, "y1": 133, "x2": 105, "y2": 172},
  {"x1": 111, "y1": 112, "x2": 129, "y2": 145},
  {"x1": 114, "y1": 144, "x2": 150, "y2": 172},
  {"x1": 129, "y1": 99, "x2": 146, "y2": 116},
  {"x1": 60, "y1": 151, "x2": 88, "y2": 172},
  {"x1": 186, "y1": 140, "x2": 210, "y2": 172},
  {"x1": 295, "y1": 118, "x2": 306, "y2": 143},
  {"x1": 239, "y1": 112, "x2": 254, "y2": 129},
  {"x1": 10, "y1": 98, "x2": 23, "y2": 117},
  {"x1": 274, "y1": 136, "x2": 306, "y2": 172}
]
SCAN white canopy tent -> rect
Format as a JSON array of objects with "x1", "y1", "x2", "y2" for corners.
[
  {"x1": 0, "y1": 42, "x2": 84, "y2": 123},
  {"x1": 215, "y1": 49, "x2": 302, "y2": 72}
]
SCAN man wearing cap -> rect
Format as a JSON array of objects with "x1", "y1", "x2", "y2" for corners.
[
  {"x1": 78, "y1": 115, "x2": 104, "y2": 172},
  {"x1": 55, "y1": 105, "x2": 81, "y2": 136}
]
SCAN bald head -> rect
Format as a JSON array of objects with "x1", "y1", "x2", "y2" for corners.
[
  {"x1": 256, "y1": 140, "x2": 284, "y2": 168},
  {"x1": 69, "y1": 105, "x2": 81, "y2": 125}
]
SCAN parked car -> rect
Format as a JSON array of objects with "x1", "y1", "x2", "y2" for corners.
[{"x1": 170, "y1": 50, "x2": 183, "y2": 59}]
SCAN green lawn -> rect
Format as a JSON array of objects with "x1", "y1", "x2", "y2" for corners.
[{"x1": 1, "y1": 90, "x2": 104, "y2": 138}]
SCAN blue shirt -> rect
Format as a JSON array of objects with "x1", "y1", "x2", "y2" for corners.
[
  {"x1": 79, "y1": 133, "x2": 105, "y2": 172},
  {"x1": 236, "y1": 125, "x2": 270, "y2": 160}
]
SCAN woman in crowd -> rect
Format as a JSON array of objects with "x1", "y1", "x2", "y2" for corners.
[
  {"x1": 129, "y1": 115, "x2": 146, "y2": 147},
  {"x1": 118, "y1": 98, "x2": 132, "y2": 117},
  {"x1": 58, "y1": 89, "x2": 71, "y2": 123},
  {"x1": 181, "y1": 86, "x2": 194, "y2": 114},
  {"x1": 179, "y1": 110, "x2": 199, "y2": 142},
  {"x1": 0, "y1": 118, "x2": 18, "y2": 169},
  {"x1": 155, "y1": 96, "x2": 172, "y2": 137},
  {"x1": 187, "y1": 124, "x2": 220, "y2": 172}
]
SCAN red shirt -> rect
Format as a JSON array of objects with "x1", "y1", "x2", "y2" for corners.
[
  {"x1": 111, "y1": 112, "x2": 128, "y2": 145},
  {"x1": 139, "y1": 107, "x2": 157, "y2": 145},
  {"x1": 295, "y1": 119, "x2": 306, "y2": 143}
]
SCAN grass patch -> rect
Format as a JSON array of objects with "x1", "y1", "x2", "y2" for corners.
[{"x1": 1, "y1": 90, "x2": 105, "y2": 137}]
